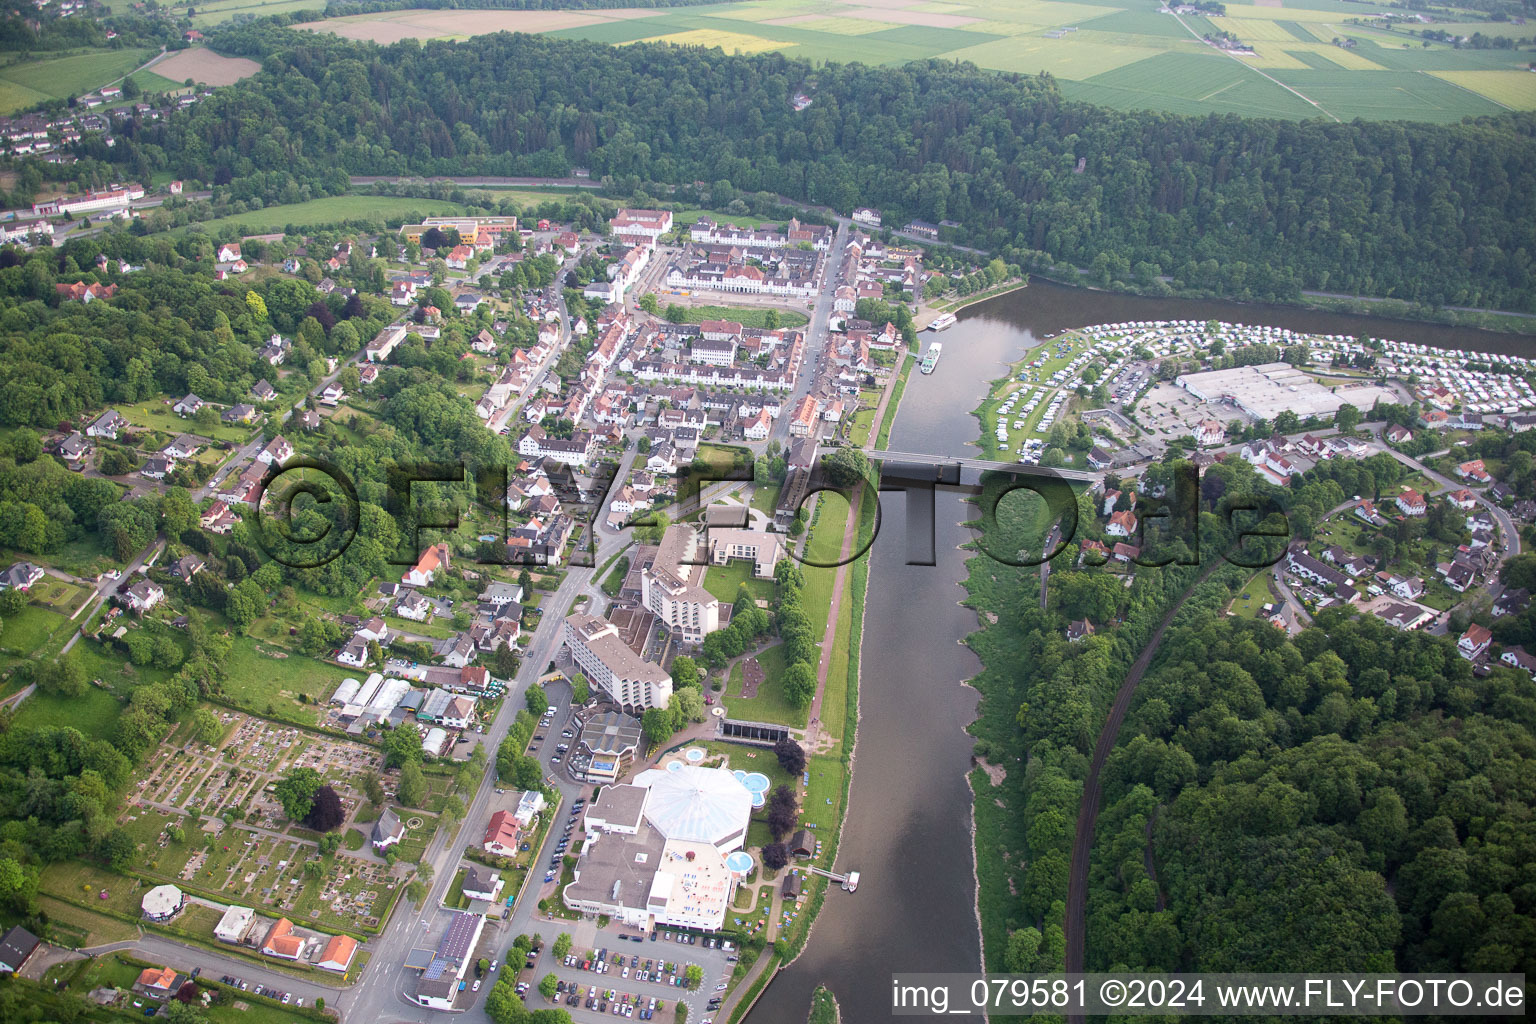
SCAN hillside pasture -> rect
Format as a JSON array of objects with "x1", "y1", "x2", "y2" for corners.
[{"x1": 0, "y1": 48, "x2": 149, "y2": 113}]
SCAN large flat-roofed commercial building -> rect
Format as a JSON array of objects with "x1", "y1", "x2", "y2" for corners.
[
  {"x1": 640, "y1": 525, "x2": 720, "y2": 643},
  {"x1": 563, "y1": 614, "x2": 673, "y2": 713},
  {"x1": 564, "y1": 765, "x2": 753, "y2": 932},
  {"x1": 1175, "y1": 362, "x2": 1397, "y2": 422}
]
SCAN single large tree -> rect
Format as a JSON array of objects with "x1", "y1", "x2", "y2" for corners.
[
  {"x1": 774, "y1": 737, "x2": 806, "y2": 776},
  {"x1": 766, "y1": 784, "x2": 798, "y2": 839},
  {"x1": 303, "y1": 784, "x2": 345, "y2": 832},
  {"x1": 274, "y1": 767, "x2": 322, "y2": 821}
]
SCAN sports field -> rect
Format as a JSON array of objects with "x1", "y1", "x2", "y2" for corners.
[{"x1": 299, "y1": 0, "x2": 1536, "y2": 121}]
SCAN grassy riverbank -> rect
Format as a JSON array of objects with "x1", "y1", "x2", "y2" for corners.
[
  {"x1": 931, "y1": 278, "x2": 1028, "y2": 314},
  {"x1": 874, "y1": 355, "x2": 915, "y2": 451}
]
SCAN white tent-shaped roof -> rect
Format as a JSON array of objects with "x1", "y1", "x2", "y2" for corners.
[{"x1": 635, "y1": 764, "x2": 752, "y2": 849}]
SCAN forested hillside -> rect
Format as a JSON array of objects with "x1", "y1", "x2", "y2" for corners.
[
  {"x1": 965, "y1": 453, "x2": 1536, "y2": 981},
  {"x1": 67, "y1": 25, "x2": 1536, "y2": 310},
  {"x1": 1085, "y1": 611, "x2": 1536, "y2": 975}
]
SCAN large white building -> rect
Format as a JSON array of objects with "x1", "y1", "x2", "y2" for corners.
[
  {"x1": 32, "y1": 183, "x2": 144, "y2": 216},
  {"x1": 564, "y1": 765, "x2": 754, "y2": 932},
  {"x1": 610, "y1": 209, "x2": 672, "y2": 243},
  {"x1": 641, "y1": 525, "x2": 721, "y2": 643},
  {"x1": 707, "y1": 527, "x2": 785, "y2": 579},
  {"x1": 563, "y1": 613, "x2": 674, "y2": 713},
  {"x1": 1175, "y1": 362, "x2": 1397, "y2": 422}
]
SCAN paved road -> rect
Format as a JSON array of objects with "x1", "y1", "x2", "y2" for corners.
[
  {"x1": 769, "y1": 219, "x2": 850, "y2": 446},
  {"x1": 86, "y1": 933, "x2": 343, "y2": 1008},
  {"x1": 339, "y1": 525, "x2": 630, "y2": 1024}
]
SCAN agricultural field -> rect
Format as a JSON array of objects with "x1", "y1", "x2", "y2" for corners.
[
  {"x1": 0, "y1": 47, "x2": 151, "y2": 114},
  {"x1": 184, "y1": 0, "x2": 328, "y2": 27},
  {"x1": 295, "y1": 0, "x2": 1534, "y2": 120},
  {"x1": 146, "y1": 46, "x2": 262, "y2": 87}
]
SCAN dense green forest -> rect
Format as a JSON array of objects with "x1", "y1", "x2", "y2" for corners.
[
  {"x1": 966, "y1": 447, "x2": 1536, "y2": 981},
  {"x1": 1081, "y1": 609, "x2": 1536, "y2": 975},
  {"x1": 48, "y1": 24, "x2": 1533, "y2": 310}
]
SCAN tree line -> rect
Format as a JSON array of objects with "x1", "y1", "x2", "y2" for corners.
[{"x1": 58, "y1": 22, "x2": 1536, "y2": 312}]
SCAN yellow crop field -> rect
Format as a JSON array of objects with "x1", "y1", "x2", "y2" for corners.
[
  {"x1": 635, "y1": 28, "x2": 798, "y2": 52},
  {"x1": 1430, "y1": 70, "x2": 1536, "y2": 110},
  {"x1": 1228, "y1": 18, "x2": 1293, "y2": 41},
  {"x1": 1245, "y1": 44, "x2": 1310, "y2": 69},
  {"x1": 1290, "y1": 42, "x2": 1382, "y2": 70}
]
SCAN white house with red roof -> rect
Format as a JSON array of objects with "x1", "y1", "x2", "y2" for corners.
[
  {"x1": 403, "y1": 542, "x2": 451, "y2": 587},
  {"x1": 1458, "y1": 623, "x2": 1492, "y2": 661}
]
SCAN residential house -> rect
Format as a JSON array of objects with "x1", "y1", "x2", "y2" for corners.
[
  {"x1": 354, "y1": 617, "x2": 389, "y2": 643},
  {"x1": 121, "y1": 580, "x2": 164, "y2": 614},
  {"x1": 436, "y1": 633, "x2": 476, "y2": 669},
  {"x1": 135, "y1": 966, "x2": 181, "y2": 998},
  {"x1": 173, "y1": 392, "x2": 204, "y2": 417},
  {"x1": 200, "y1": 501, "x2": 239, "y2": 535},
  {"x1": 164, "y1": 434, "x2": 200, "y2": 460},
  {"x1": 336, "y1": 638, "x2": 369, "y2": 667},
  {"x1": 460, "y1": 865, "x2": 503, "y2": 904},
  {"x1": 1456, "y1": 459, "x2": 1493, "y2": 484},
  {"x1": 1494, "y1": 588, "x2": 1530, "y2": 619},
  {"x1": 87, "y1": 409, "x2": 126, "y2": 440},
  {"x1": 251, "y1": 379, "x2": 276, "y2": 401},
  {"x1": 58, "y1": 430, "x2": 91, "y2": 466},
  {"x1": 222, "y1": 403, "x2": 257, "y2": 425},
  {"x1": 1386, "y1": 424, "x2": 1413, "y2": 444},
  {"x1": 261, "y1": 918, "x2": 304, "y2": 960},
  {"x1": 140, "y1": 456, "x2": 174, "y2": 481},
  {"x1": 403, "y1": 543, "x2": 451, "y2": 587},
  {"x1": 1458, "y1": 623, "x2": 1492, "y2": 661},
  {"x1": 256, "y1": 435, "x2": 293, "y2": 466},
  {"x1": 1499, "y1": 646, "x2": 1536, "y2": 681},
  {"x1": 1, "y1": 562, "x2": 45, "y2": 591},
  {"x1": 1194, "y1": 419, "x2": 1225, "y2": 447},
  {"x1": 1106, "y1": 509, "x2": 1138, "y2": 538},
  {"x1": 1066, "y1": 619, "x2": 1094, "y2": 642},
  {"x1": 482, "y1": 809, "x2": 521, "y2": 857},
  {"x1": 0, "y1": 926, "x2": 39, "y2": 975},
  {"x1": 1396, "y1": 489, "x2": 1427, "y2": 516},
  {"x1": 317, "y1": 934, "x2": 358, "y2": 973},
  {"x1": 395, "y1": 590, "x2": 432, "y2": 621},
  {"x1": 172, "y1": 555, "x2": 204, "y2": 580}
]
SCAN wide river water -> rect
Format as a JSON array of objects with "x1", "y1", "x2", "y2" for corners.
[{"x1": 744, "y1": 280, "x2": 1523, "y2": 1023}]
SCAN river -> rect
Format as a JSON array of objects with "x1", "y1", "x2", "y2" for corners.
[{"x1": 745, "y1": 279, "x2": 1508, "y2": 1023}]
